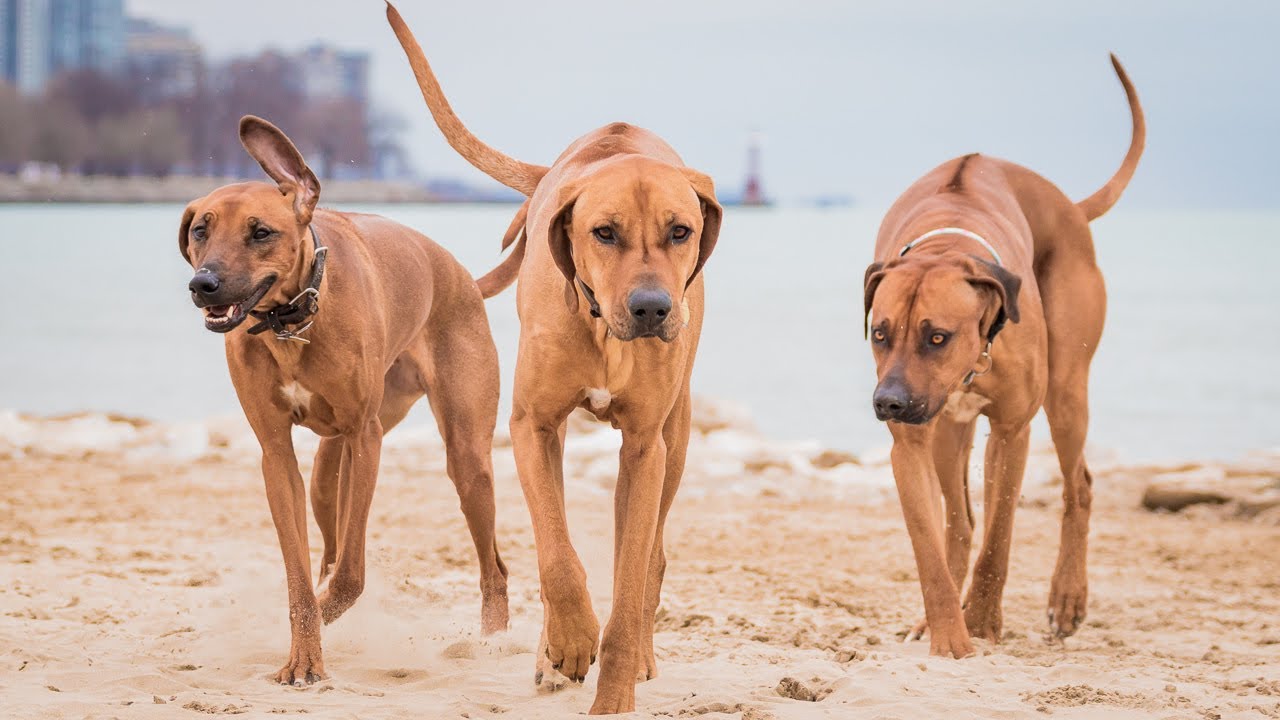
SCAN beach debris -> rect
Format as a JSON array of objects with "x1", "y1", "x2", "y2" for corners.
[{"x1": 775, "y1": 676, "x2": 831, "y2": 702}]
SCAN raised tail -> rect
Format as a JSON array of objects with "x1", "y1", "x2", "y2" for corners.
[
  {"x1": 1076, "y1": 54, "x2": 1146, "y2": 221},
  {"x1": 476, "y1": 201, "x2": 529, "y2": 298},
  {"x1": 386, "y1": 3, "x2": 548, "y2": 196}
]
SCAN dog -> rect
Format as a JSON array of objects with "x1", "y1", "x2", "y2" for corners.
[
  {"x1": 178, "y1": 115, "x2": 509, "y2": 684},
  {"x1": 861, "y1": 55, "x2": 1144, "y2": 658},
  {"x1": 386, "y1": 5, "x2": 722, "y2": 714}
]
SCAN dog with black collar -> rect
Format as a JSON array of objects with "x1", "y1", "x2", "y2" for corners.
[{"x1": 178, "y1": 115, "x2": 510, "y2": 684}]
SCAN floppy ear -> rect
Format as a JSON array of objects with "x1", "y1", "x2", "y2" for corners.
[
  {"x1": 967, "y1": 258, "x2": 1022, "y2": 339},
  {"x1": 238, "y1": 115, "x2": 320, "y2": 225},
  {"x1": 862, "y1": 261, "x2": 886, "y2": 339},
  {"x1": 178, "y1": 201, "x2": 198, "y2": 265},
  {"x1": 547, "y1": 183, "x2": 582, "y2": 313},
  {"x1": 681, "y1": 168, "x2": 723, "y2": 288}
]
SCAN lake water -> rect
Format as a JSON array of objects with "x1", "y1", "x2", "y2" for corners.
[{"x1": 0, "y1": 203, "x2": 1275, "y2": 462}]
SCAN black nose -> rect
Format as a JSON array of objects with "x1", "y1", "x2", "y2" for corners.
[
  {"x1": 628, "y1": 287, "x2": 672, "y2": 329},
  {"x1": 873, "y1": 382, "x2": 912, "y2": 421},
  {"x1": 189, "y1": 271, "x2": 220, "y2": 296}
]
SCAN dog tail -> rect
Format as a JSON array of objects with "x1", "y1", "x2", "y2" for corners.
[
  {"x1": 1076, "y1": 54, "x2": 1145, "y2": 221},
  {"x1": 386, "y1": 2, "x2": 548, "y2": 196},
  {"x1": 477, "y1": 201, "x2": 529, "y2": 298}
]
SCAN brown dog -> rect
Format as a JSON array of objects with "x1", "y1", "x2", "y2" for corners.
[
  {"x1": 387, "y1": 6, "x2": 722, "y2": 714},
  {"x1": 862, "y1": 56, "x2": 1144, "y2": 658},
  {"x1": 178, "y1": 116, "x2": 509, "y2": 684}
]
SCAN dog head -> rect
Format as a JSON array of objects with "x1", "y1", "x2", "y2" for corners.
[
  {"x1": 178, "y1": 116, "x2": 320, "y2": 333},
  {"x1": 547, "y1": 156, "x2": 722, "y2": 342},
  {"x1": 862, "y1": 253, "x2": 1021, "y2": 424}
]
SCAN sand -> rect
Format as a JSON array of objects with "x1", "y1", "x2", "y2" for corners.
[{"x1": 2, "y1": 403, "x2": 1278, "y2": 719}]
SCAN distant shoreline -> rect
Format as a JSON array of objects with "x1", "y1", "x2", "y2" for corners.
[{"x1": 0, "y1": 174, "x2": 522, "y2": 205}]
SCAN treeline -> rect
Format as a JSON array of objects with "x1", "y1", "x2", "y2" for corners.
[{"x1": 0, "y1": 55, "x2": 403, "y2": 179}]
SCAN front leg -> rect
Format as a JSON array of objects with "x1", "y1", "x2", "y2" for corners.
[
  {"x1": 316, "y1": 417, "x2": 383, "y2": 624},
  {"x1": 889, "y1": 424, "x2": 974, "y2": 659},
  {"x1": 963, "y1": 421, "x2": 1031, "y2": 641},
  {"x1": 511, "y1": 409, "x2": 599, "y2": 686},
  {"x1": 592, "y1": 427, "x2": 667, "y2": 715},
  {"x1": 258, "y1": 429, "x2": 327, "y2": 684}
]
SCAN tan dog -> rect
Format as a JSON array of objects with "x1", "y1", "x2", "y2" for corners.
[
  {"x1": 178, "y1": 116, "x2": 509, "y2": 684},
  {"x1": 862, "y1": 56, "x2": 1144, "y2": 658},
  {"x1": 387, "y1": 6, "x2": 722, "y2": 714}
]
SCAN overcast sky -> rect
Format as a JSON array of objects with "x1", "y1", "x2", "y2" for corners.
[{"x1": 126, "y1": 0, "x2": 1279, "y2": 208}]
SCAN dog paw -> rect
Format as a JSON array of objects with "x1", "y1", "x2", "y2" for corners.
[
  {"x1": 635, "y1": 652, "x2": 658, "y2": 683},
  {"x1": 534, "y1": 652, "x2": 572, "y2": 693},
  {"x1": 316, "y1": 576, "x2": 363, "y2": 625},
  {"x1": 541, "y1": 600, "x2": 599, "y2": 684},
  {"x1": 963, "y1": 604, "x2": 1003, "y2": 642},
  {"x1": 904, "y1": 616, "x2": 929, "y2": 642},
  {"x1": 588, "y1": 684, "x2": 636, "y2": 715},
  {"x1": 273, "y1": 640, "x2": 327, "y2": 686},
  {"x1": 926, "y1": 613, "x2": 975, "y2": 659},
  {"x1": 1048, "y1": 569, "x2": 1088, "y2": 637},
  {"x1": 480, "y1": 586, "x2": 510, "y2": 636}
]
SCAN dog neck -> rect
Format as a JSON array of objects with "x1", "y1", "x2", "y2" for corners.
[
  {"x1": 246, "y1": 226, "x2": 328, "y2": 344},
  {"x1": 899, "y1": 227, "x2": 1003, "y2": 266}
]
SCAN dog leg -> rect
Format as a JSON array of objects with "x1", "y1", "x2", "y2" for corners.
[
  {"x1": 423, "y1": 332, "x2": 509, "y2": 635},
  {"x1": 316, "y1": 417, "x2": 383, "y2": 625},
  {"x1": 309, "y1": 437, "x2": 343, "y2": 589},
  {"x1": 1040, "y1": 251, "x2": 1105, "y2": 638},
  {"x1": 591, "y1": 421, "x2": 667, "y2": 715},
  {"x1": 889, "y1": 424, "x2": 973, "y2": 658},
  {"x1": 908, "y1": 418, "x2": 977, "y2": 640},
  {"x1": 963, "y1": 421, "x2": 1031, "y2": 641},
  {"x1": 636, "y1": 386, "x2": 690, "y2": 683},
  {"x1": 512, "y1": 410, "x2": 599, "y2": 687},
  {"x1": 257, "y1": 429, "x2": 326, "y2": 684}
]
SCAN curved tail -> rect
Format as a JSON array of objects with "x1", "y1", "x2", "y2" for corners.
[
  {"x1": 1076, "y1": 54, "x2": 1146, "y2": 221},
  {"x1": 476, "y1": 201, "x2": 529, "y2": 298},
  {"x1": 386, "y1": 3, "x2": 548, "y2": 196}
]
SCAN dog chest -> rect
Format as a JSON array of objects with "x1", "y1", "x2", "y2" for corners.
[
  {"x1": 942, "y1": 390, "x2": 991, "y2": 423},
  {"x1": 279, "y1": 381, "x2": 314, "y2": 421}
]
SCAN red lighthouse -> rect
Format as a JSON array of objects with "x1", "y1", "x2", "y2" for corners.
[{"x1": 741, "y1": 131, "x2": 767, "y2": 206}]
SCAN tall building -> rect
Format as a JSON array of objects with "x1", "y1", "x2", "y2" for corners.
[
  {"x1": 297, "y1": 44, "x2": 369, "y2": 103},
  {"x1": 1, "y1": 0, "x2": 51, "y2": 93},
  {"x1": 126, "y1": 16, "x2": 200, "y2": 102},
  {"x1": 0, "y1": 0, "x2": 122, "y2": 93},
  {"x1": 51, "y1": 0, "x2": 123, "y2": 74}
]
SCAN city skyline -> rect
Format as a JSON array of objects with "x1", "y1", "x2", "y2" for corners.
[{"x1": 4, "y1": 1, "x2": 1278, "y2": 207}]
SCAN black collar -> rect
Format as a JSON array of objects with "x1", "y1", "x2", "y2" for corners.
[
  {"x1": 247, "y1": 226, "x2": 327, "y2": 344},
  {"x1": 577, "y1": 277, "x2": 602, "y2": 318}
]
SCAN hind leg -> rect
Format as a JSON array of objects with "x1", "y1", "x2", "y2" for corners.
[
  {"x1": 419, "y1": 329, "x2": 509, "y2": 635},
  {"x1": 1038, "y1": 227, "x2": 1106, "y2": 637},
  {"x1": 310, "y1": 437, "x2": 344, "y2": 588}
]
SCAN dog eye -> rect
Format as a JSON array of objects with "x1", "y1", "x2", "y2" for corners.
[
  {"x1": 930, "y1": 332, "x2": 949, "y2": 346},
  {"x1": 670, "y1": 225, "x2": 691, "y2": 244},
  {"x1": 872, "y1": 329, "x2": 887, "y2": 343},
  {"x1": 252, "y1": 227, "x2": 273, "y2": 241},
  {"x1": 191, "y1": 226, "x2": 207, "y2": 241},
  {"x1": 592, "y1": 226, "x2": 615, "y2": 244}
]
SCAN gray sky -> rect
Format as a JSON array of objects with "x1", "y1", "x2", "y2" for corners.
[{"x1": 127, "y1": 0, "x2": 1279, "y2": 208}]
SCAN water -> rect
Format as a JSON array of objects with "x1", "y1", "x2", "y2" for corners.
[{"x1": 0, "y1": 203, "x2": 1275, "y2": 462}]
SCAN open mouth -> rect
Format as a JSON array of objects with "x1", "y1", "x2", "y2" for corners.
[{"x1": 199, "y1": 276, "x2": 276, "y2": 333}]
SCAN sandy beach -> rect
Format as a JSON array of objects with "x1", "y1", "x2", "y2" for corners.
[{"x1": 2, "y1": 402, "x2": 1277, "y2": 719}]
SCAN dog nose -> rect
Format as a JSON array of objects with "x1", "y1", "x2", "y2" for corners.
[
  {"x1": 628, "y1": 287, "x2": 672, "y2": 329},
  {"x1": 189, "y1": 271, "x2": 220, "y2": 296},
  {"x1": 873, "y1": 382, "x2": 913, "y2": 420}
]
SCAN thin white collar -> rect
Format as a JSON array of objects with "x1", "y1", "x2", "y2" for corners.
[{"x1": 898, "y1": 227, "x2": 1003, "y2": 267}]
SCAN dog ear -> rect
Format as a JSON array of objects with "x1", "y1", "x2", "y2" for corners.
[
  {"x1": 238, "y1": 115, "x2": 320, "y2": 225},
  {"x1": 862, "y1": 262, "x2": 886, "y2": 338},
  {"x1": 548, "y1": 182, "x2": 582, "y2": 313},
  {"x1": 681, "y1": 167, "x2": 723, "y2": 288},
  {"x1": 967, "y1": 258, "x2": 1022, "y2": 338},
  {"x1": 178, "y1": 200, "x2": 198, "y2": 264}
]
